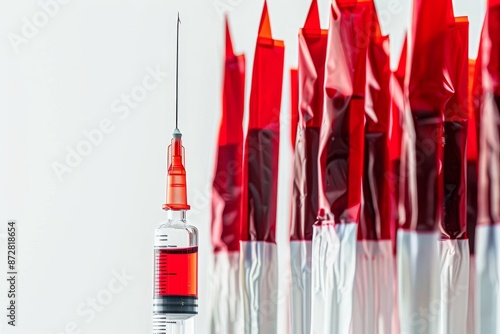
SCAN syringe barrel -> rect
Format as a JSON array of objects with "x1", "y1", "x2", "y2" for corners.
[{"x1": 153, "y1": 210, "x2": 198, "y2": 327}]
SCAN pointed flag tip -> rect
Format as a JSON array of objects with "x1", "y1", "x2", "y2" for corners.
[
  {"x1": 304, "y1": 0, "x2": 321, "y2": 30},
  {"x1": 258, "y1": 1, "x2": 273, "y2": 39},
  {"x1": 225, "y1": 16, "x2": 234, "y2": 57}
]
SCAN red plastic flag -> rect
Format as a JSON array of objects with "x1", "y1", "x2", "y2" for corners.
[
  {"x1": 311, "y1": 1, "x2": 372, "y2": 332},
  {"x1": 397, "y1": 0, "x2": 454, "y2": 332},
  {"x1": 389, "y1": 36, "x2": 407, "y2": 255},
  {"x1": 400, "y1": 1, "x2": 453, "y2": 231},
  {"x1": 209, "y1": 18, "x2": 245, "y2": 334},
  {"x1": 388, "y1": 35, "x2": 407, "y2": 334},
  {"x1": 442, "y1": 16, "x2": 469, "y2": 240},
  {"x1": 467, "y1": 60, "x2": 479, "y2": 253},
  {"x1": 212, "y1": 18, "x2": 246, "y2": 255},
  {"x1": 240, "y1": 2, "x2": 284, "y2": 332},
  {"x1": 466, "y1": 58, "x2": 478, "y2": 334},
  {"x1": 290, "y1": 0, "x2": 327, "y2": 243},
  {"x1": 475, "y1": 0, "x2": 500, "y2": 332},
  {"x1": 316, "y1": 0, "x2": 372, "y2": 226},
  {"x1": 353, "y1": 4, "x2": 394, "y2": 333},
  {"x1": 359, "y1": 8, "x2": 392, "y2": 242},
  {"x1": 240, "y1": 1, "x2": 284, "y2": 244},
  {"x1": 289, "y1": 1, "x2": 327, "y2": 333},
  {"x1": 439, "y1": 15, "x2": 470, "y2": 334}
]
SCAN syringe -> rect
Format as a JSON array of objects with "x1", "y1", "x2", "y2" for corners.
[{"x1": 152, "y1": 14, "x2": 198, "y2": 334}]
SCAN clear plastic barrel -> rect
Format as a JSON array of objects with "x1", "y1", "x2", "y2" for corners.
[{"x1": 153, "y1": 210, "x2": 198, "y2": 333}]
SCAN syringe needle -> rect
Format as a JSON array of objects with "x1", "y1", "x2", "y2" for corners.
[
  {"x1": 153, "y1": 14, "x2": 197, "y2": 333},
  {"x1": 175, "y1": 13, "x2": 181, "y2": 132}
]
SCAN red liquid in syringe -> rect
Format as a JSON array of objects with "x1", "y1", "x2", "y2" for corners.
[{"x1": 154, "y1": 247, "x2": 198, "y2": 297}]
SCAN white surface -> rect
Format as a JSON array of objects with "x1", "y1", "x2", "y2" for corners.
[
  {"x1": 353, "y1": 240, "x2": 394, "y2": 334},
  {"x1": 310, "y1": 223, "x2": 357, "y2": 334},
  {"x1": 397, "y1": 230, "x2": 440, "y2": 334},
  {"x1": 475, "y1": 224, "x2": 500, "y2": 334},
  {"x1": 0, "y1": 0, "x2": 485, "y2": 333},
  {"x1": 290, "y1": 241, "x2": 312, "y2": 334},
  {"x1": 241, "y1": 241, "x2": 279, "y2": 334},
  {"x1": 209, "y1": 252, "x2": 243, "y2": 334},
  {"x1": 438, "y1": 239, "x2": 470, "y2": 334}
]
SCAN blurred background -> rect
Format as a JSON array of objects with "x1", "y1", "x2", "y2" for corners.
[{"x1": 0, "y1": 0, "x2": 486, "y2": 333}]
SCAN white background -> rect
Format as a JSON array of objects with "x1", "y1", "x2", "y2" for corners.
[{"x1": 0, "y1": 0, "x2": 485, "y2": 333}]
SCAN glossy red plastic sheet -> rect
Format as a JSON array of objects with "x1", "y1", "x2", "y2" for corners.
[
  {"x1": 290, "y1": 69, "x2": 299, "y2": 149},
  {"x1": 399, "y1": 0, "x2": 453, "y2": 231},
  {"x1": 318, "y1": 0, "x2": 372, "y2": 224},
  {"x1": 241, "y1": 2, "x2": 284, "y2": 243},
  {"x1": 467, "y1": 60, "x2": 478, "y2": 253},
  {"x1": 359, "y1": 5, "x2": 392, "y2": 240},
  {"x1": 290, "y1": 0, "x2": 328, "y2": 241},
  {"x1": 442, "y1": 17, "x2": 469, "y2": 239},
  {"x1": 468, "y1": 60, "x2": 479, "y2": 163},
  {"x1": 389, "y1": 38, "x2": 406, "y2": 251},
  {"x1": 390, "y1": 38, "x2": 406, "y2": 164},
  {"x1": 211, "y1": 19, "x2": 246, "y2": 253},
  {"x1": 473, "y1": 50, "x2": 483, "y2": 144},
  {"x1": 477, "y1": 1, "x2": 500, "y2": 226}
]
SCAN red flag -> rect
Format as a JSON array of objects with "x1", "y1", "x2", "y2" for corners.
[
  {"x1": 290, "y1": 0, "x2": 328, "y2": 242},
  {"x1": 211, "y1": 18, "x2": 246, "y2": 254},
  {"x1": 442, "y1": 16, "x2": 469, "y2": 240},
  {"x1": 311, "y1": 1, "x2": 372, "y2": 332},
  {"x1": 209, "y1": 18, "x2": 245, "y2": 334},
  {"x1": 389, "y1": 37, "x2": 407, "y2": 254},
  {"x1": 240, "y1": 2, "x2": 284, "y2": 332},
  {"x1": 401, "y1": 0, "x2": 453, "y2": 232},
  {"x1": 241, "y1": 0, "x2": 284, "y2": 243},
  {"x1": 466, "y1": 58, "x2": 478, "y2": 334},
  {"x1": 353, "y1": 3, "x2": 394, "y2": 333},
  {"x1": 359, "y1": 7, "x2": 392, "y2": 241},
  {"x1": 289, "y1": 1, "x2": 327, "y2": 333},
  {"x1": 318, "y1": 0, "x2": 373, "y2": 225},
  {"x1": 439, "y1": 15, "x2": 470, "y2": 333},
  {"x1": 397, "y1": 0, "x2": 453, "y2": 332},
  {"x1": 466, "y1": 60, "x2": 478, "y2": 255}
]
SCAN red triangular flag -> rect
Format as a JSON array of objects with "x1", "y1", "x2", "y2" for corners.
[{"x1": 258, "y1": 1, "x2": 272, "y2": 40}]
